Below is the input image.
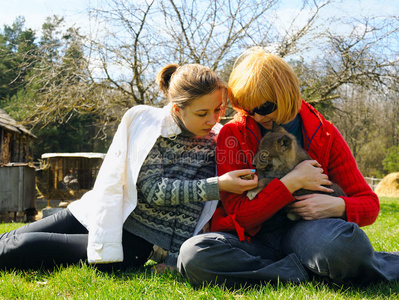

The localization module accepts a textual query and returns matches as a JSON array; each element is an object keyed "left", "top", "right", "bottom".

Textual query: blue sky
[
  {"left": 1, "top": 0, "right": 398, "bottom": 34},
  {"left": 0, "top": 0, "right": 91, "bottom": 31},
  {"left": 1, "top": 0, "right": 397, "bottom": 81}
]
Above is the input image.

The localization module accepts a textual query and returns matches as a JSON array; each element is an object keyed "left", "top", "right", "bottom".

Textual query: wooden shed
[
  {"left": 0, "top": 108, "right": 35, "bottom": 164},
  {"left": 37, "top": 152, "right": 106, "bottom": 202},
  {"left": 0, "top": 163, "right": 36, "bottom": 221},
  {"left": 0, "top": 109, "right": 36, "bottom": 221}
]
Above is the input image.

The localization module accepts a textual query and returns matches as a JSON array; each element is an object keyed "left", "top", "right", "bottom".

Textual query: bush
[{"left": 382, "top": 145, "right": 399, "bottom": 174}]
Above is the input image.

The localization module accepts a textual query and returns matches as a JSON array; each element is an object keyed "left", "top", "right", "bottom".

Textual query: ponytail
[{"left": 156, "top": 63, "right": 179, "bottom": 97}]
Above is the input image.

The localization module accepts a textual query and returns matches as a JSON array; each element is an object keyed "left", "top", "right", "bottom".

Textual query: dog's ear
[{"left": 278, "top": 135, "right": 292, "bottom": 150}]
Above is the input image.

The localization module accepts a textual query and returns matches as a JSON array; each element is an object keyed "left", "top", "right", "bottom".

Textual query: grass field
[{"left": 0, "top": 197, "right": 398, "bottom": 299}]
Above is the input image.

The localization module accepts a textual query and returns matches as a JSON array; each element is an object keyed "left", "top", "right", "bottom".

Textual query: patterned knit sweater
[{"left": 123, "top": 131, "right": 220, "bottom": 266}]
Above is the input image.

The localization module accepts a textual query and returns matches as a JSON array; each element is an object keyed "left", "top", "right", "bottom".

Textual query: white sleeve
[{"left": 85, "top": 109, "right": 134, "bottom": 263}]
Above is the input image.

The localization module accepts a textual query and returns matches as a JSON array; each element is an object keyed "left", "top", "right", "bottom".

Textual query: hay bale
[{"left": 375, "top": 172, "right": 399, "bottom": 198}]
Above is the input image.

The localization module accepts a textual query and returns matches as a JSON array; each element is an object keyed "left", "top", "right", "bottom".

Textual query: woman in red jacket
[{"left": 178, "top": 46, "right": 399, "bottom": 287}]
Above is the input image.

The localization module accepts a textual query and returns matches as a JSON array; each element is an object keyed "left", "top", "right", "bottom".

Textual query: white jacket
[{"left": 68, "top": 104, "right": 219, "bottom": 263}]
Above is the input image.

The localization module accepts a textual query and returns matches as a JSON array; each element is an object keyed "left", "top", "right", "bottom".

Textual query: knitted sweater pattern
[{"left": 124, "top": 132, "right": 220, "bottom": 264}]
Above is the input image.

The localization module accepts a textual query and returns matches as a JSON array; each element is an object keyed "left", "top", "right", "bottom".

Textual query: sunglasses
[{"left": 248, "top": 101, "right": 277, "bottom": 116}]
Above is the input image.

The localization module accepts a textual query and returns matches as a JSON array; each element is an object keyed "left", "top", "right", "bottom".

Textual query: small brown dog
[{"left": 246, "top": 123, "right": 345, "bottom": 220}]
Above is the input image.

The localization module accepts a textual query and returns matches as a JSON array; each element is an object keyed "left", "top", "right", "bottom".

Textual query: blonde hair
[
  {"left": 228, "top": 46, "right": 302, "bottom": 124},
  {"left": 157, "top": 63, "right": 226, "bottom": 109}
]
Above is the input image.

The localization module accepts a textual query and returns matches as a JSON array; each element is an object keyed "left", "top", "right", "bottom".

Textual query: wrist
[
  {"left": 217, "top": 176, "right": 224, "bottom": 192},
  {"left": 337, "top": 197, "right": 347, "bottom": 219},
  {"left": 280, "top": 172, "right": 301, "bottom": 194}
]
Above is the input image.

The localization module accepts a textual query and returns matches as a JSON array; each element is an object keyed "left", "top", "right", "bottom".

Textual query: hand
[
  {"left": 281, "top": 160, "right": 334, "bottom": 194},
  {"left": 288, "top": 194, "right": 346, "bottom": 220},
  {"left": 218, "top": 169, "right": 258, "bottom": 194}
]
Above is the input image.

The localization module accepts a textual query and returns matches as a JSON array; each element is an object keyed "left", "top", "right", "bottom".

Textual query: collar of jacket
[
  {"left": 298, "top": 100, "right": 333, "bottom": 174},
  {"left": 299, "top": 100, "right": 327, "bottom": 148},
  {"left": 160, "top": 103, "right": 182, "bottom": 138},
  {"left": 160, "top": 102, "right": 223, "bottom": 138}
]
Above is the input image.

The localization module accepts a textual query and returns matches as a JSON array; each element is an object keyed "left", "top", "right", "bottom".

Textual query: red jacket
[{"left": 212, "top": 100, "right": 380, "bottom": 241}]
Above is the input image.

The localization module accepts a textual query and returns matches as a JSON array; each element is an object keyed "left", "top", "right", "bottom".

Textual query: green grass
[{"left": 1, "top": 197, "right": 399, "bottom": 299}]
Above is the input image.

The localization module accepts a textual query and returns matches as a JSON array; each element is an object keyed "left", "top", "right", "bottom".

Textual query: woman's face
[
  {"left": 174, "top": 89, "right": 223, "bottom": 136},
  {"left": 250, "top": 110, "right": 278, "bottom": 130}
]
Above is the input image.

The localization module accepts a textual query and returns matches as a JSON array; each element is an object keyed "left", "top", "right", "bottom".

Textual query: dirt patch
[{"left": 375, "top": 172, "right": 399, "bottom": 198}]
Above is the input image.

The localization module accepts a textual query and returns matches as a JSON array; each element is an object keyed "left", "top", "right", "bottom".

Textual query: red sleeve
[
  {"left": 326, "top": 126, "right": 380, "bottom": 226},
  {"left": 215, "top": 124, "right": 295, "bottom": 236}
]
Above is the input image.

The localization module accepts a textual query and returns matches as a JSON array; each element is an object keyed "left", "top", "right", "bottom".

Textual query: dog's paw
[
  {"left": 246, "top": 190, "right": 258, "bottom": 200},
  {"left": 286, "top": 212, "right": 301, "bottom": 221},
  {"left": 240, "top": 173, "right": 254, "bottom": 180}
]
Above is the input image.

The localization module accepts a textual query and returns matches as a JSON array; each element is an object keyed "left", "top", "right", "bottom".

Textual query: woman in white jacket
[{"left": 0, "top": 63, "right": 258, "bottom": 270}]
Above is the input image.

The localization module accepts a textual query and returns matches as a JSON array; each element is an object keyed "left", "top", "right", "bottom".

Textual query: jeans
[
  {"left": 0, "top": 208, "right": 153, "bottom": 270},
  {"left": 178, "top": 218, "right": 399, "bottom": 287}
]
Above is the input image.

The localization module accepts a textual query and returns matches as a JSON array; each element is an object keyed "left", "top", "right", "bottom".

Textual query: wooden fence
[{"left": 364, "top": 177, "right": 383, "bottom": 191}]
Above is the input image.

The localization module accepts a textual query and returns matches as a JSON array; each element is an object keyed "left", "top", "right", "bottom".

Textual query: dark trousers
[
  {"left": 178, "top": 218, "right": 399, "bottom": 287},
  {"left": 0, "top": 208, "right": 153, "bottom": 270}
]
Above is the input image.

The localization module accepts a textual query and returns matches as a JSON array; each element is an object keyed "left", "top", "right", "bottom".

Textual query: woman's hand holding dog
[
  {"left": 281, "top": 160, "right": 333, "bottom": 194},
  {"left": 218, "top": 169, "right": 258, "bottom": 194}
]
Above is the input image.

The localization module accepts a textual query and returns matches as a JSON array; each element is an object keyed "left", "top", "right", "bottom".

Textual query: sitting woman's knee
[
  {"left": 178, "top": 234, "right": 219, "bottom": 286},
  {"left": 330, "top": 222, "right": 374, "bottom": 257},
  {"left": 178, "top": 235, "right": 203, "bottom": 268},
  {"left": 306, "top": 222, "right": 375, "bottom": 281}
]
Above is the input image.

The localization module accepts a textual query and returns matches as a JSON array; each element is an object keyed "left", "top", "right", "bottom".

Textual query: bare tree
[
  {"left": 86, "top": 0, "right": 159, "bottom": 106},
  {"left": 83, "top": 0, "right": 283, "bottom": 108},
  {"left": 324, "top": 84, "right": 399, "bottom": 177},
  {"left": 17, "top": 0, "right": 344, "bottom": 125},
  {"left": 289, "top": 15, "right": 399, "bottom": 176},
  {"left": 15, "top": 1, "right": 399, "bottom": 151},
  {"left": 17, "top": 17, "right": 101, "bottom": 127},
  {"left": 162, "top": 0, "right": 279, "bottom": 68},
  {"left": 299, "top": 16, "right": 399, "bottom": 103}
]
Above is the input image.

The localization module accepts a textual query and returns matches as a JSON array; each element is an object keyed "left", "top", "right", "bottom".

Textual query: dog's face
[{"left": 252, "top": 127, "right": 296, "bottom": 173}]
